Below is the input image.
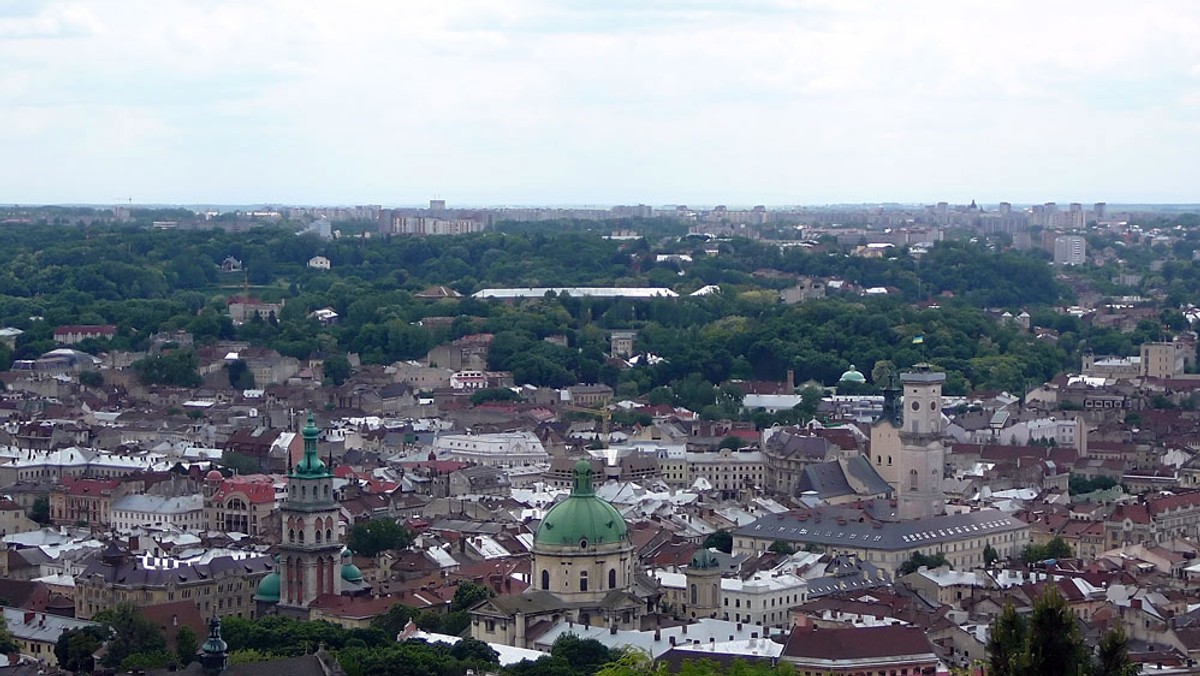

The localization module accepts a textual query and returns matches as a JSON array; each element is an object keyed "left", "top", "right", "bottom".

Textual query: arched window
[
  {"left": 542, "top": 569, "right": 550, "bottom": 590},
  {"left": 909, "top": 469, "right": 919, "bottom": 491},
  {"left": 324, "top": 484, "right": 330, "bottom": 498},
  {"left": 887, "top": 455, "right": 892, "bottom": 465},
  {"left": 690, "top": 584, "right": 698, "bottom": 605},
  {"left": 315, "top": 529, "right": 322, "bottom": 543},
  {"left": 579, "top": 570, "right": 588, "bottom": 592},
  {"left": 299, "top": 528, "right": 305, "bottom": 543},
  {"left": 326, "top": 529, "right": 333, "bottom": 542},
  {"left": 609, "top": 568, "right": 617, "bottom": 589},
  {"left": 288, "top": 528, "right": 295, "bottom": 543}
]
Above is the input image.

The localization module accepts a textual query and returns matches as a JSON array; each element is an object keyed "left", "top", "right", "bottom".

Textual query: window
[
  {"left": 690, "top": 584, "right": 698, "bottom": 605},
  {"left": 609, "top": 568, "right": 617, "bottom": 589},
  {"left": 580, "top": 570, "right": 589, "bottom": 592},
  {"left": 542, "top": 570, "right": 550, "bottom": 590}
]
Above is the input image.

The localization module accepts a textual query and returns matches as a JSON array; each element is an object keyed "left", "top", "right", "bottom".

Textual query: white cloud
[{"left": 1, "top": 0, "right": 1199, "bottom": 204}]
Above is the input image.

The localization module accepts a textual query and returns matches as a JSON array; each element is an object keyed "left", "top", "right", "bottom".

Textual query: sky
[{"left": 2, "top": 0, "right": 1199, "bottom": 207}]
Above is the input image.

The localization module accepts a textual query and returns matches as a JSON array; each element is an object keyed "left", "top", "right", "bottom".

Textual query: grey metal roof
[{"left": 734, "top": 508, "right": 1025, "bottom": 552}]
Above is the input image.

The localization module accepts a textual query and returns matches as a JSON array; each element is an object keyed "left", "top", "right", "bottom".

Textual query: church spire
[
  {"left": 200, "top": 615, "right": 228, "bottom": 675},
  {"left": 292, "top": 412, "right": 329, "bottom": 478}
]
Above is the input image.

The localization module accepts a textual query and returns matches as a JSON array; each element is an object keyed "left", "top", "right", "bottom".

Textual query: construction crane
[{"left": 560, "top": 404, "right": 612, "bottom": 449}]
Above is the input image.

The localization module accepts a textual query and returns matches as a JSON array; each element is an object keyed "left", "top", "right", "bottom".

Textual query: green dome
[
  {"left": 292, "top": 412, "right": 329, "bottom": 478},
  {"left": 534, "top": 460, "right": 628, "bottom": 547},
  {"left": 690, "top": 548, "right": 720, "bottom": 570},
  {"left": 253, "top": 557, "right": 281, "bottom": 603},
  {"left": 341, "top": 549, "right": 363, "bottom": 584},
  {"left": 839, "top": 365, "right": 866, "bottom": 383}
]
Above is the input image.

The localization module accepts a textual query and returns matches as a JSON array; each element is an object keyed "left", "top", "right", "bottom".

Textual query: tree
[
  {"left": 226, "top": 359, "right": 256, "bottom": 389},
  {"left": 897, "top": 551, "right": 948, "bottom": 575},
  {"left": 30, "top": 494, "right": 50, "bottom": 525},
  {"left": 471, "top": 387, "right": 519, "bottom": 405},
  {"left": 1095, "top": 625, "right": 1138, "bottom": 676},
  {"left": 55, "top": 625, "right": 109, "bottom": 673},
  {"left": 323, "top": 355, "right": 352, "bottom": 386},
  {"left": 370, "top": 603, "right": 416, "bottom": 639},
  {"left": 718, "top": 435, "right": 742, "bottom": 450},
  {"left": 1022, "top": 536, "right": 1073, "bottom": 564},
  {"left": 347, "top": 518, "right": 414, "bottom": 557},
  {"left": 449, "top": 637, "right": 499, "bottom": 664},
  {"left": 450, "top": 581, "right": 494, "bottom": 613},
  {"left": 550, "top": 634, "right": 619, "bottom": 676},
  {"left": 986, "top": 603, "right": 1027, "bottom": 676},
  {"left": 768, "top": 539, "right": 796, "bottom": 555},
  {"left": 120, "top": 650, "right": 174, "bottom": 672},
  {"left": 175, "top": 624, "right": 199, "bottom": 666},
  {"left": 94, "top": 602, "right": 169, "bottom": 668},
  {"left": 703, "top": 531, "right": 732, "bottom": 554},
  {"left": 1025, "top": 585, "right": 1088, "bottom": 676},
  {"left": 131, "top": 350, "right": 202, "bottom": 387},
  {"left": 0, "top": 615, "right": 16, "bottom": 656},
  {"left": 79, "top": 370, "right": 104, "bottom": 388},
  {"left": 983, "top": 543, "right": 1000, "bottom": 567}
]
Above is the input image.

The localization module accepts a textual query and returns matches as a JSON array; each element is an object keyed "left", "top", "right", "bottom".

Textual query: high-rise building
[
  {"left": 1093, "top": 202, "right": 1107, "bottom": 220},
  {"left": 1068, "top": 203, "right": 1084, "bottom": 229},
  {"left": 1054, "top": 235, "right": 1087, "bottom": 266},
  {"left": 897, "top": 366, "right": 946, "bottom": 521}
]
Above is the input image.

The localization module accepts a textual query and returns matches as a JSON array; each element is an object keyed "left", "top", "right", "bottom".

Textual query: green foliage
[
  {"left": 132, "top": 350, "right": 201, "bottom": 387},
  {"left": 79, "top": 370, "right": 104, "bottom": 388},
  {"left": 55, "top": 625, "right": 108, "bottom": 673},
  {"left": 550, "top": 634, "right": 621, "bottom": 676},
  {"left": 120, "top": 649, "right": 174, "bottom": 672},
  {"left": 30, "top": 494, "right": 50, "bottom": 525},
  {"left": 718, "top": 436, "right": 743, "bottom": 450},
  {"left": 1095, "top": 626, "right": 1139, "bottom": 676},
  {"left": 93, "top": 602, "right": 168, "bottom": 668},
  {"left": 222, "top": 451, "right": 262, "bottom": 475},
  {"left": 703, "top": 530, "right": 733, "bottom": 554},
  {"left": 1022, "top": 537, "right": 1073, "bottom": 564},
  {"left": 471, "top": 387, "right": 520, "bottom": 405},
  {"left": 768, "top": 539, "right": 796, "bottom": 555},
  {"left": 226, "top": 359, "right": 256, "bottom": 389},
  {"left": 1025, "top": 586, "right": 1088, "bottom": 675},
  {"left": 175, "top": 624, "right": 199, "bottom": 666},
  {"left": 983, "top": 543, "right": 1000, "bottom": 567},
  {"left": 450, "top": 582, "right": 494, "bottom": 613},
  {"left": 229, "top": 648, "right": 274, "bottom": 664},
  {"left": 324, "top": 355, "right": 352, "bottom": 386},
  {"left": 986, "top": 603, "right": 1027, "bottom": 676},
  {"left": 347, "top": 518, "right": 414, "bottom": 557},
  {"left": 0, "top": 615, "right": 17, "bottom": 656},
  {"left": 1069, "top": 475, "right": 1118, "bottom": 495},
  {"left": 370, "top": 603, "right": 416, "bottom": 638},
  {"left": 897, "top": 551, "right": 948, "bottom": 575}
]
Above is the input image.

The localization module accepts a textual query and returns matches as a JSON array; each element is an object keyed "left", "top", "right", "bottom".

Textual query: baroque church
[{"left": 469, "top": 460, "right": 662, "bottom": 648}]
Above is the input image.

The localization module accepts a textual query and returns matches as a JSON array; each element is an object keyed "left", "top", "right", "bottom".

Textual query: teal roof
[
  {"left": 535, "top": 460, "right": 628, "bottom": 547},
  {"left": 291, "top": 412, "right": 330, "bottom": 478},
  {"left": 202, "top": 616, "right": 228, "bottom": 655},
  {"left": 341, "top": 549, "right": 363, "bottom": 583},
  {"left": 839, "top": 365, "right": 866, "bottom": 383},
  {"left": 253, "top": 556, "right": 280, "bottom": 603},
  {"left": 690, "top": 548, "right": 721, "bottom": 570}
]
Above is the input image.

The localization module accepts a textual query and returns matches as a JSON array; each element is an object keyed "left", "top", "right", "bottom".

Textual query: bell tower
[
  {"left": 277, "top": 412, "right": 343, "bottom": 615},
  {"left": 897, "top": 365, "right": 947, "bottom": 520}
]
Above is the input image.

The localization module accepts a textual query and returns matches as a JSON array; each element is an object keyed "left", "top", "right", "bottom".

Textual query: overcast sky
[{"left": 3, "top": 1, "right": 1199, "bottom": 206}]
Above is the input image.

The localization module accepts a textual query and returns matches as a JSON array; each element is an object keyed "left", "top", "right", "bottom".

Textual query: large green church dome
[{"left": 535, "top": 460, "right": 628, "bottom": 547}]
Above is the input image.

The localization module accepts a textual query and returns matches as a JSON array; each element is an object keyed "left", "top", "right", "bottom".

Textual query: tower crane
[{"left": 560, "top": 404, "right": 613, "bottom": 449}]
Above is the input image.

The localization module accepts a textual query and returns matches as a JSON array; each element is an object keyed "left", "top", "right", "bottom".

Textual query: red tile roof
[{"left": 782, "top": 624, "right": 936, "bottom": 661}]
